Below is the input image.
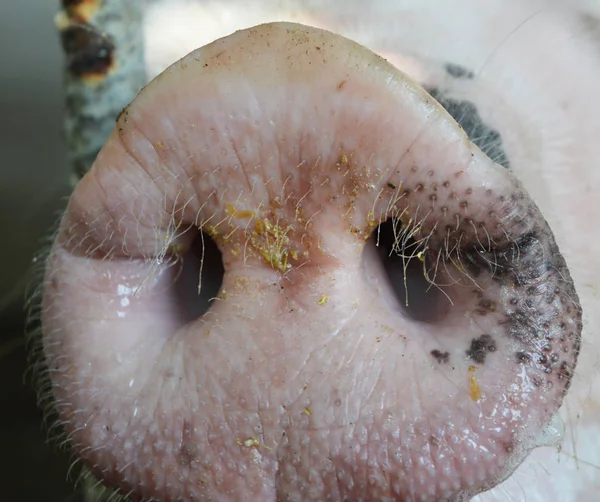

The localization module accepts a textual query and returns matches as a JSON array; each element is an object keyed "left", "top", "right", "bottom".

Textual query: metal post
[{"left": 56, "top": 0, "right": 146, "bottom": 185}]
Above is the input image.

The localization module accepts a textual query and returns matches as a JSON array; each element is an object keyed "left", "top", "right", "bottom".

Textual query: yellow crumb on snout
[
  {"left": 235, "top": 437, "right": 272, "bottom": 450},
  {"left": 226, "top": 203, "right": 255, "bottom": 219},
  {"left": 318, "top": 294, "right": 328, "bottom": 305},
  {"left": 250, "top": 218, "right": 297, "bottom": 272},
  {"left": 468, "top": 365, "right": 482, "bottom": 402}
]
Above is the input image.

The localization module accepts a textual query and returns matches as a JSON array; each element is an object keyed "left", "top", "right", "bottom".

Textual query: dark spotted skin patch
[
  {"left": 424, "top": 86, "right": 510, "bottom": 169},
  {"left": 431, "top": 349, "right": 450, "bottom": 364},
  {"left": 444, "top": 62, "right": 475, "bottom": 80},
  {"left": 466, "top": 334, "right": 497, "bottom": 364},
  {"left": 382, "top": 166, "right": 581, "bottom": 396}
]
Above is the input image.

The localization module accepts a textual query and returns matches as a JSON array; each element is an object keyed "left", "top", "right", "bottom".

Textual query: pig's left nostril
[
  {"left": 371, "top": 219, "right": 447, "bottom": 322},
  {"left": 171, "top": 230, "right": 224, "bottom": 323}
]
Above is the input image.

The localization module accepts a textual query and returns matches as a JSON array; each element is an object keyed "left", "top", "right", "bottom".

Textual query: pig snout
[{"left": 39, "top": 22, "right": 582, "bottom": 501}]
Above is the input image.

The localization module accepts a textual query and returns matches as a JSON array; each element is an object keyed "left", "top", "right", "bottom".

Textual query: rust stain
[
  {"left": 60, "top": 23, "right": 116, "bottom": 81},
  {"left": 62, "top": 0, "right": 101, "bottom": 23}
]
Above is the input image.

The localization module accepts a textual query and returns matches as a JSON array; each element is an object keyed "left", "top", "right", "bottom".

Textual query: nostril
[
  {"left": 172, "top": 230, "right": 224, "bottom": 323},
  {"left": 371, "top": 219, "right": 447, "bottom": 323}
]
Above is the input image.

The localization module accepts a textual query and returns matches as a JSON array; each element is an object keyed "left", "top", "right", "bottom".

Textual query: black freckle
[
  {"left": 444, "top": 62, "right": 475, "bottom": 79},
  {"left": 460, "top": 201, "right": 468, "bottom": 209},
  {"left": 441, "top": 205, "right": 448, "bottom": 213},
  {"left": 532, "top": 375, "right": 543, "bottom": 387},
  {"left": 478, "top": 299, "right": 496, "bottom": 312},
  {"left": 550, "top": 353, "right": 560, "bottom": 363},
  {"left": 466, "top": 334, "right": 496, "bottom": 364},
  {"left": 558, "top": 361, "right": 572, "bottom": 382},
  {"left": 538, "top": 355, "right": 548, "bottom": 364},
  {"left": 509, "top": 297, "right": 519, "bottom": 305},
  {"left": 442, "top": 181, "right": 450, "bottom": 188},
  {"left": 516, "top": 351, "right": 531, "bottom": 363},
  {"left": 403, "top": 189, "right": 411, "bottom": 196},
  {"left": 428, "top": 170, "right": 435, "bottom": 177},
  {"left": 415, "top": 183, "right": 424, "bottom": 192},
  {"left": 430, "top": 194, "right": 437, "bottom": 202},
  {"left": 466, "top": 187, "right": 473, "bottom": 195},
  {"left": 431, "top": 349, "right": 450, "bottom": 364},
  {"left": 387, "top": 182, "right": 397, "bottom": 190},
  {"left": 526, "top": 286, "right": 537, "bottom": 295}
]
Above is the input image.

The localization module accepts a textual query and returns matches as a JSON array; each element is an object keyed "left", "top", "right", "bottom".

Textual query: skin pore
[{"left": 31, "top": 1, "right": 600, "bottom": 501}]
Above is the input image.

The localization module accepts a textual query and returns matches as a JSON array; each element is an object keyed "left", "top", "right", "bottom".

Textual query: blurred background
[{"left": 0, "top": 1, "right": 75, "bottom": 501}]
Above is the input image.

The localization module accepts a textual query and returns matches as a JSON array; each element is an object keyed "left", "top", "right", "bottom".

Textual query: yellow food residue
[
  {"left": 304, "top": 407, "right": 313, "bottom": 416},
  {"left": 318, "top": 294, "right": 328, "bottom": 305},
  {"left": 226, "top": 203, "right": 255, "bottom": 219},
  {"left": 251, "top": 218, "right": 296, "bottom": 272},
  {"left": 235, "top": 437, "right": 272, "bottom": 450},
  {"left": 468, "top": 365, "right": 481, "bottom": 402},
  {"left": 367, "top": 210, "right": 378, "bottom": 228}
]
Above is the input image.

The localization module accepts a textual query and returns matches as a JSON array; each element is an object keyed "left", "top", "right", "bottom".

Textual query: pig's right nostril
[{"left": 172, "top": 230, "right": 224, "bottom": 323}]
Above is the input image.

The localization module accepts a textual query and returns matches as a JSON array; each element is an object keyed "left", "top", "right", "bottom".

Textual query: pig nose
[{"left": 40, "top": 22, "right": 582, "bottom": 501}]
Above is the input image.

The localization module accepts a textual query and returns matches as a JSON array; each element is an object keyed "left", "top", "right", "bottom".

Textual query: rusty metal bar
[{"left": 56, "top": 0, "right": 146, "bottom": 185}]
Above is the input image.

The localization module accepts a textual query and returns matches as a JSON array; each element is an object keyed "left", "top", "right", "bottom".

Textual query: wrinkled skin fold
[{"left": 39, "top": 20, "right": 586, "bottom": 502}]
